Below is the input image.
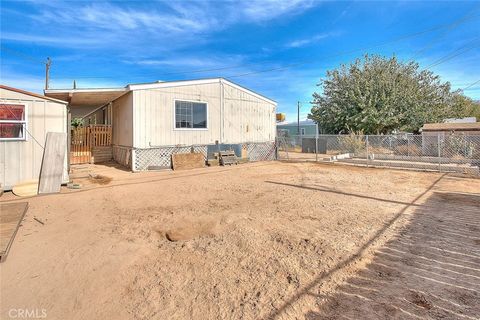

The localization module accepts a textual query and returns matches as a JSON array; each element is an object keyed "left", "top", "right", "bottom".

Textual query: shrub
[
  {"left": 394, "top": 144, "right": 422, "bottom": 156},
  {"left": 339, "top": 134, "right": 365, "bottom": 154},
  {"left": 71, "top": 118, "right": 84, "bottom": 128}
]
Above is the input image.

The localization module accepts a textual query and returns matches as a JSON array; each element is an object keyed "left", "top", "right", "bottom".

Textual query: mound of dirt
[
  {"left": 165, "top": 218, "right": 223, "bottom": 241},
  {"left": 88, "top": 174, "right": 112, "bottom": 185}
]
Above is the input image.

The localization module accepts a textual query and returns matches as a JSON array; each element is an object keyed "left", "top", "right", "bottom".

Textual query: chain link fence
[
  {"left": 132, "top": 141, "right": 276, "bottom": 171},
  {"left": 277, "top": 134, "right": 480, "bottom": 175}
]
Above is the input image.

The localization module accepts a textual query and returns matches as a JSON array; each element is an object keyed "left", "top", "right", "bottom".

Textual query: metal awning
[{"left": 44, "top": 87, "right": 128, "bottom": 107}]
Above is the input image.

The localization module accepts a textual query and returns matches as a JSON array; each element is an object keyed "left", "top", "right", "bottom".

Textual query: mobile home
[{"left": 45, "top": 78, "right": 277, "bottom": 171}]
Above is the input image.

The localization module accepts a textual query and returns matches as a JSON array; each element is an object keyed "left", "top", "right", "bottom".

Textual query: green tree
[
  {"left": 309, "top": 55, "right": 474, "bottom": 134},
  {"left": 458, "top": 97, "right": 480, "bottom": 120}
]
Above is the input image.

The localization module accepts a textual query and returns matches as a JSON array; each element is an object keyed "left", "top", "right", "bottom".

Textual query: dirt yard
[{"left": 0, "top": 161, "right": 478, "bottom": 319}]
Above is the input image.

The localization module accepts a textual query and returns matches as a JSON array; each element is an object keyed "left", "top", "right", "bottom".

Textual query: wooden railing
[
  {"left": 70, "top": 125, "right": 112, "bottom": 164},
  {"left": 91, "top": 125, "right": 112, "bottom": 146}
]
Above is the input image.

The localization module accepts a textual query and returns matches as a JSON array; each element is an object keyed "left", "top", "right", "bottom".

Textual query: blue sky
[{"left": 1, "top": 0, "right": 479, "bottom": 121}]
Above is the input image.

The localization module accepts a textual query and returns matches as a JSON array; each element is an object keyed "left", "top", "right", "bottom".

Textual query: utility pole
[
  {"left": 45, "top": 57, "right": 51, "bottom": 90},
  {"left": 297, "top": 101, "right": 300, "bottom": 135}
]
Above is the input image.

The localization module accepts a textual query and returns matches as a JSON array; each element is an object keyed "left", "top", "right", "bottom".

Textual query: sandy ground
[
  {"left": 0, "top": 161, "right": 478, "bottom": 319},
  {"left": 312, "top": 189, "right": 480, "bottom": 320}
]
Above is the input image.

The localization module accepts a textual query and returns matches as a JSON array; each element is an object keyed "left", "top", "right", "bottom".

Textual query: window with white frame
[
  {"left": 175, "top": 100, "right": 207, "bottom": 129},
  {"left": 0, "top": 104, "right": 26, "bottom": 140}
]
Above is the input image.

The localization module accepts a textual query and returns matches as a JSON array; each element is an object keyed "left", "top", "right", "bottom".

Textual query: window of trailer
[
  {"left": 175, "top": 100, "right": 207, "bottom": 129},
  {"left": 0, "top": 104, "right": 26, "bottom": 141}
]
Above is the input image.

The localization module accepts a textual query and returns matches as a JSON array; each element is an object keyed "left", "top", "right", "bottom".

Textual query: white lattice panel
[
  {"left": 192, "top": 146, "right": 208, "bottom": 159},
  {"left": 245, "top": 141, "right": 276, "bottom": 161},
  {"left": 134, "top": 146, "right": 208, "bottom": 171}
]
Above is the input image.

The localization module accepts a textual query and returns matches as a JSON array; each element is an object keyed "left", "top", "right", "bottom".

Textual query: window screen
[
  {"left": 175, "top": 101, "right": 207, "bottom": 129},
  {"left": 0, "top": 104, "right": 26, "bottom": 140}
]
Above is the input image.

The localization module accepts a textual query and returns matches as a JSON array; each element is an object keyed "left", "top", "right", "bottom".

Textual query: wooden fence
[{"left": 71, "top": 125, "right": 112, "bottom": 164}]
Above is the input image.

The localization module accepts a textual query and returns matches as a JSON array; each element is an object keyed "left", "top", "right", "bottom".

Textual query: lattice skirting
[
  {"left": 133, "top": 146, "right": 208, "bottom": 171},
  {"left": 244, "top": 141, "right": 276, "bottom": 162},
  {"left": 132, "top": 141, "right": 276, "bottom": 171}
]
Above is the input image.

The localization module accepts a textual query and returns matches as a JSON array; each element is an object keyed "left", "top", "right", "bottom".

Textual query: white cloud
[
  {"left": 9, "top": 0, "right": 319, "bottom": 50},
  {"left": 286, "top": 31, "right": 342, "bottom": 48},
  {"left": 1, "top": 32, "right": 102, "bottom": 46},
  {"left": 31, "top": 2, "right": 219, "bottom": 33},
  {"left": 1, "top": 0, "right": 322, "bottom": 96},
  {"left": 241, "top": 0, "right": 315, "bottom": 21},
  {"left": 123, "top": 54, "right": 246, "bottom": 70}
]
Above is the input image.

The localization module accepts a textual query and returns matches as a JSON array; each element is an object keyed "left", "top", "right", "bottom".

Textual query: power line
[
  {"left": 51, "top": 13, "right": 480, "bottom": 82},
  {"left": 64, "top": 1, "right": 354, "bottom": 81},
  {"left": 425, "top": 38, "right": 479, "bottom": 69},
  {"left": 221, "top": 19, "right": 480, "bottom": 79},
  {"left": 461, "top": 79, "right": 480, "bottom": 90},
  {"left": 58, "top": 63, "right": 251, "bottom": 80},
  {"left": 409, "top": 4, "right": 480, "bottom": 60},
  {"left": 229, "top": 38, "right": 480, "bottom": 80}
]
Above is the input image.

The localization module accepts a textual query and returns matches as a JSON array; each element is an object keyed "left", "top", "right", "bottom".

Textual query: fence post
[
  {"left": 366, "top": 135, "right": 369, "bottom": 167},
  {"left": 437, "top": 134, "right": 441, "bottom": 172},
  {"left": 407, "top": 136, "right": 410, "bottom": 157},
  {"left": 275, "top": 137, "right": 279, "bottom": 160},
  {"left": 315, "top": 123, "right": 319, "bottom": 162}
]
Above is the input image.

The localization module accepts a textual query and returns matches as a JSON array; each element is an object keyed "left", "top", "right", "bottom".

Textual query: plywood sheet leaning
[
  {"left": 38, "top": 132, "right": 67, "bottom": 194},
  {"left": 171, "top": 153, "right": 205, "bottom": 170},
  {"left": 0, "top": 202, "right": 28, "bottom": 262}
]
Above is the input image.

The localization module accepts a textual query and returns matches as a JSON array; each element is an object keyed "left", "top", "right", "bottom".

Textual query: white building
[
  {"left": 0, "top": 85, "right": 69, "bottom": 190},
  {"left": 45, "top": 78, "right": 277, "bottom": 171}
]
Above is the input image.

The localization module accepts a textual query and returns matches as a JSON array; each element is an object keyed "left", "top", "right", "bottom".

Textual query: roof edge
[
  {"left": 421, "top": 122, "right": 480, "bottom": 131},
  {"left": 1, "top": 84, "right": 69, "bottom": 104},
  {"left": 44, "top": 87, "right": 127, "bottom": 94},
  {"left": 221, "top": 78, "right": 277, "bottom": 105},
  {"left": 41, "top": 77, "right": 277, "bottom": 106},
  {"left": 127, "top": 77, "right": 277, "bottom": 105}
]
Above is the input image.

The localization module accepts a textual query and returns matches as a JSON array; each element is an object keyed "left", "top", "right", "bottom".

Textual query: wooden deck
[{"left": 0, "top": 202, "right": 28, "bottom": 262}]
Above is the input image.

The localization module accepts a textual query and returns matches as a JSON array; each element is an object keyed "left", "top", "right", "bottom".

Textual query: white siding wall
[
  {"left": 222, "top": 83, "right": 276, "bottom": 143},
  {"left": 112, "top": 92, "right": 133, "bottom": 147},
  {"left": 133, "top": 83, "right": 221, "bottom": 148},
  {"left": 131, "top": 81, "right": 276, "bottom": 148},
  {"left": 0, "top": 88, "right": 68, "bottom": 189}
]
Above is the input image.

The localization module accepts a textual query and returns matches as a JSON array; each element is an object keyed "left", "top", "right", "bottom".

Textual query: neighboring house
[
  {"left": 421, "top": 122, "right": 480, "bottom": 136},
  {"left": 277, "top": 120, "right": 319, "bottom": 137},
  {"left": 0, "top": 85, "right": 69, "bottom": 190},
  {"left": 421, "top": 122, "right": 480, "bottom": 156},
  {"left": 45, "top": 78, "right": 277, "bottom": 171}
]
